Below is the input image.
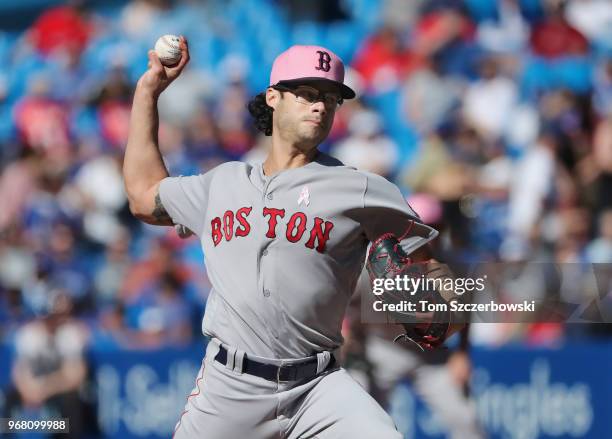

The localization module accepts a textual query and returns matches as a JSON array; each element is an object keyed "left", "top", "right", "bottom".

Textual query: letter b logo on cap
[
  {"left": 268, "top": 45, "right": 356, "bottom": 99},
  {"left": 315, "top": 51, "right": 331, "bottom": 72}
]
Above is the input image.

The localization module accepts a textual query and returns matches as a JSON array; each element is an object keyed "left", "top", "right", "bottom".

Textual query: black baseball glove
[{"left": 366, "top": 233, "right": 460, "bottom": 350}]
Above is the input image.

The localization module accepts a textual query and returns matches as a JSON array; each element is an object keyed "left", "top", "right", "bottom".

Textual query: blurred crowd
[{"left": 0, "top": 0, "right": 611, "bottom": 379}]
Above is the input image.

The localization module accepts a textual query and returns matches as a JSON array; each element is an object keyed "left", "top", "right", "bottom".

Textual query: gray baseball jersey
[{"left": 159, "top": 152, "right": 437, "bottom": 359}]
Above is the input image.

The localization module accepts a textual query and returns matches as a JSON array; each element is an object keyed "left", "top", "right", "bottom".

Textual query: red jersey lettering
[
  {"left": 286, "top": 212, "right": 307, "bottom": 243},
  {"left": 211, "top": 217, "right": 222, "bottom": 246},
  {"left": 305, "top": 217, "right": 334, "bottom": 253},
  {"left": 223, "top": 210, "right": 234, "bottom": 241},
  {"left": 263, "top": 207, "right": 285, "bottom": 238},
  {"left": 235, "top": 207, "right": 252, "bottom": 237}
]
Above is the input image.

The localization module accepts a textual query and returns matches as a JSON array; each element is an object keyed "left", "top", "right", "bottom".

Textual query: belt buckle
[
  {"left": 277, "top": 362, "right": 303, "bottom": 383},
  {"left": 276, "top": 360, "right": 286, "bottom": 384}
]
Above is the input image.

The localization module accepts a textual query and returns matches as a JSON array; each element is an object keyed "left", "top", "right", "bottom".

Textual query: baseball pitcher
[{"left": 124, "top": 37, "right": 463, "bottom": 438}]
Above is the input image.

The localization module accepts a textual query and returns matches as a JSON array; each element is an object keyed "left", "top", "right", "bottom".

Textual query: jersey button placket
[{"left": 260, "top": 175, "right": 279, "bottom": 338}]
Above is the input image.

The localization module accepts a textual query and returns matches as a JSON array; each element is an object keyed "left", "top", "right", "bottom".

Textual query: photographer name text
[{"left": 373, "top": 299, "right": 537, "bottom": 313}]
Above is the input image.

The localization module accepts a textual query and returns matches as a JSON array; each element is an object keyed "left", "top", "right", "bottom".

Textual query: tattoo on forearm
[{"left": 153, "top": 192, "right": 172, "bottom": 222}]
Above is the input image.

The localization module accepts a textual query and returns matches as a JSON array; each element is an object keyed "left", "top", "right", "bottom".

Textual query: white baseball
[{"left": 154, "top": 34, "right": 182, "bottom": 66}]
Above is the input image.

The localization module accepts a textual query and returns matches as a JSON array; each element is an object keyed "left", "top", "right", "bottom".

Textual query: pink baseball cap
[{"left": 269, "top": 45, "right": 356, "bottom": 99}]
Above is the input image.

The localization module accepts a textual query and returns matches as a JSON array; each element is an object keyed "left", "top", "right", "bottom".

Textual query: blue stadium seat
[
  {"left": 521, "top": 55, "right": 593, "bottom": 98},
  {"left": 554, "top": 56, "right": 593, "bottom": 94},
  {"left": 71, "top": 106, "right": 100, "bottom": 141},
  {"left": 189, "top": 31, "right": 225, "bottom": 71},
  {"left": 464, "top": 0, "right": 499, "bottom": 22},
  {"left": 0, "top": 104, "right": 14, "bottom": 142},
  {"left": 0, "top": 31, "right": 17, "bottom": 62},
  {"left": 518, "top": 0, "right": 545, "bottom": 23},
  {"left": 324, "top": 21, "right": 364, "bottom": 63},
  {"left": 343, "top": 0, "right": 382, "bottom": 32},
  {"left": 291, "top": 21, "right": 326, "bottom": 47},
  {"left": 369, "top": 90, "right": 419, "bottom": 166},
  {"left": 6, "top": 54, "right": 48, "bottom": 104}
]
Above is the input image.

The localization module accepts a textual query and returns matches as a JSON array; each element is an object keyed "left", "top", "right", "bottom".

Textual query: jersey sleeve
[
  {"left": 360, "top": 173, "right": 438, "bottom": 254},
  {"left": 158, "top": 171, "right": 214, "bottom": 237}
]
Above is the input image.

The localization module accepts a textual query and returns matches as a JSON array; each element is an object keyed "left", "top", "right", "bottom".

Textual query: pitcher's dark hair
[{"left": 247, "top": 89, "right": 284, "bottom": 136}]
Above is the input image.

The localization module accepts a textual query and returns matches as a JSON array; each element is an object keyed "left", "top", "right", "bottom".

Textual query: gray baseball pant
[{"left": 173, "top": 338, "right": 402, "bottom": 439}]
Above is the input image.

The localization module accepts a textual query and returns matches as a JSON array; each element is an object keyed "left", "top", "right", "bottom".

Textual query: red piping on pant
[{"left": 172, "top": 362, "right": 206, "bottom": 438}]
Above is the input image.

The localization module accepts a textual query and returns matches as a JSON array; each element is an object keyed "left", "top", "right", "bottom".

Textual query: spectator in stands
[
  {"left": 0, "top": 287, "right": 29, "bottom": 339},
  {"left": 74, "top": 150, "right": 127, "bottom": 246},
  {"left": 37, "top": 222, "right": 92, "bottom": 305},
  {"left": 585, "top": 118, "right": 612, "bottom": 213},
  {"left": 402, "top": 62, "right": 461, "bottom": 134},
  {"left": 462, "top": 56, "right": 518, "bottom": 142},
  {"left": 123, "top": 268, "right": 192, "bottom": 349},
  {"left": 404, "top": 126, "right": 476, "bottom": 204},
  {"left": 565, "top": 0, "right": 612, "bottom": 50},
  {"left": 0, "top": 148, "right": 41, "bottom": 233},
  {"left": 530, "top": 0, "right": 589, "bottom": 59},
  {"left": 93, "top": 226, "right": 131, "bottom": 305},
  {"left": 4, "top": 291, "right": 89, "bottom": 438},
  {"left": 593, "top": 58, "right": 612, "bottom": 117},
  {"left": 14, "top": 75, "right": 72, "bottom": 159},
  {"left": 502, "top": 132, "right": 557, "bottom": 260},
  {"left": 586, "top": 209, "right": 612, "bottom": 262},
  {"left": 330, "top": 108, "right": 399, "bottom": 177},
  {"left": 152, "top": 271, "right": 192, "bottom": 345},
  {"left": 215, "top": 82, "right": 254, "bottom": 159},
  {"left": 476, "top": 0, "right": 529, "bottom": 54},
  {"left": 91, "top": 67, "right": 133, "bottom": 149},
  {"left": 184, "top": 106, "right": 232, "bottom": 170},
  {"left": 26, "top": 0, "right": 93, "bottom": 59},
  {"left": 0, "top": 224, "right": 36, "bottom": 320},
  {"left": 119, "top": 237, "right": 180, "bottom": 304},
  {"left": 93, "top": 303, "right": 133, "bottom": 349},
  {"left": 352, "top": 26, "right": 426, "bottom": 93},
  {"left": 120, "top": 0, "right": 171, "bottom": 39},
  {"left": 381, "top": 0, "right": 424, "bottom": 32}
]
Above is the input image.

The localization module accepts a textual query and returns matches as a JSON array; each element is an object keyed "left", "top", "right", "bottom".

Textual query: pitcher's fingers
[
  {"left": 179, "top": 35, "right": 189, "bottom": 53},
  {"left": 148, "top": 50, "right": 163, "bottom": 72},
  {"left": 173, "top": 35, "right": 190, "bottom": 73}
]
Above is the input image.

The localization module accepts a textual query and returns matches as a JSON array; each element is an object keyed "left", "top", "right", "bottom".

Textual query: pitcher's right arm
[{"left": 123, "top": 36, "right": 190, "bottom": 225}]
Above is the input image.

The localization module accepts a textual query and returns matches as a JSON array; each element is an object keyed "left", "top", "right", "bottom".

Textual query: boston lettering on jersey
[{"left": 211, "top": 207, "right": 334, "bottom": 253}]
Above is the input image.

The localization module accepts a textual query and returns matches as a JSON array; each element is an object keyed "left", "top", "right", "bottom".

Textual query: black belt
[{"left": 214, "top": 345, "right": 336, "bottom": 383}]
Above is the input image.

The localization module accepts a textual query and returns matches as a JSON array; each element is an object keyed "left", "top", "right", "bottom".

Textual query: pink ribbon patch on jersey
[{"left": 297, "top": 186, "right": 310, "bottom": 206}]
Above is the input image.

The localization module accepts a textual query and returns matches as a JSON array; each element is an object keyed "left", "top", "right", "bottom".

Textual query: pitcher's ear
[{"left": 266, "top": 87, "right": 281, "bottom": 109}]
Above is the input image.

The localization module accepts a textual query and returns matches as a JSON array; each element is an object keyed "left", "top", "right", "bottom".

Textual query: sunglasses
[{"left": 274, "top": 84, "right": 343, "bottom": 108}]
